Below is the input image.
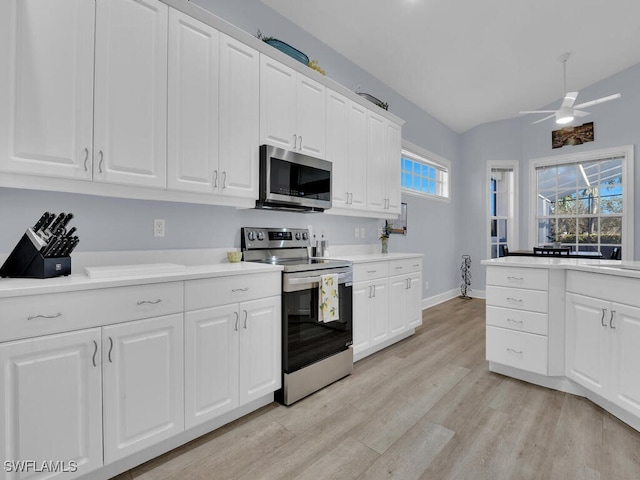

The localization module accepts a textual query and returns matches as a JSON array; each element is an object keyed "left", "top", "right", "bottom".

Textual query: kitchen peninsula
[{"left": 482, "top": 256, "right": 640, "bottom": 432}]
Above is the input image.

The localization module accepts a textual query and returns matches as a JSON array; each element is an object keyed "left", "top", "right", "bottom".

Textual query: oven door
[{"left": 282, "top": 269, "right": 353, "bottom": 373}]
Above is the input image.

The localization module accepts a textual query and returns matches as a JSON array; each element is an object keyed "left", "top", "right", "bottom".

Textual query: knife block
[{"left": 0, "top": 231, "right": 71, "bottom": 279}]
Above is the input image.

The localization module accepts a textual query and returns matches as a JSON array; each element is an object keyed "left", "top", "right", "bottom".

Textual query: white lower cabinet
[
  {"left": 352, "top": 257, "right": 422, "bottom": 360},
  {"left": 0, "top": 329, "right": 103, "bottom": 480},
  {"left": 566, "top": 292, "right": 640, "bottom": 418},
  {"left": 102, "top": 313, "right": 184, "bottom": 464},
  {"left": 184, "top": 296, "right": 281, "bottom": 429}
]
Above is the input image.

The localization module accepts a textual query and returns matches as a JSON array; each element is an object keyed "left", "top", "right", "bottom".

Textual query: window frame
[
  {"left": 528, "top": 145, "right": 634, "bottom": 261},
  {"left": 487, "top": 160, "right": 519, "bottom": 259},
  {"left": 400, "top": 140, "right": 451, "bottom": 203}
]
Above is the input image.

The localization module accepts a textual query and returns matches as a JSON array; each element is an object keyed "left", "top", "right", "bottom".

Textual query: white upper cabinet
[
  {"left": 260, "top": 55, "right": 326, "bottom": 158},
  {"left": 366, "top": 110, "right": 387, "bottom": 211},
  {"left": 218, "top": 33, "right": 260, "bottom": 200},
  {"left": 93, "top": 0, "right": 168, "bottom": 188},
  {"left": 0, "top": 0, "right": 95, "bottom": 180},
  {"left": 348, "top": 102, "right": 369, "bottom": 210},
  {"left": 167, "top": 9, "right": 219, "bottom": 194},
  {"left": 385, "top": 120, "right": 402, "bottom": 214}
]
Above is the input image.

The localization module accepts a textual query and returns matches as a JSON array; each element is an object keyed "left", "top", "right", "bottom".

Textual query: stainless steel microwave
[{"left": 257, "top": 145, "right": 332, "bottom": 212}]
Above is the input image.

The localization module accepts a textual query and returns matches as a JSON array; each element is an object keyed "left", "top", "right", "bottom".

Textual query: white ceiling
[{"left": 261, "top": 0, "right": 640, "bottom": 133}]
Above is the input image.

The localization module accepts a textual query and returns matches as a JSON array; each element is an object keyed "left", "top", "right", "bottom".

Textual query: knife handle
[
  {"left": 41, "top": 236, "right": 58, "bottom": 257},
  {"left": 33, "top": 212, "right": 50, "bottom": 232}
]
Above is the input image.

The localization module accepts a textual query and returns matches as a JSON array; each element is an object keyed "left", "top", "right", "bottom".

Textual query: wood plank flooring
[{"left": 113, "top": 297, "right": 640, "bottom": 480}]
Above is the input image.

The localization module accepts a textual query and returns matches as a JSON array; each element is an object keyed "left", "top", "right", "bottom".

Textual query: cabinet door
[
  {"left": 219, "top": 33, "right": 260, "bottom": 200},
  {"left": 348, "top": 101, "right": 368, "bottom": 209},
  {"left": 93, "top": 0, "right": 168, "bottom": 188},
  {"left": 610, "top": 303, "right": 640, "bottom": 418},
  {"left": 239, "top": 297, "right": 281, "bottom": 405},
  {"left": 366, "top": 110, "right": 386, "bottom": 211},
  {"left": 259, "top": 55, "right": 296, "bottom": 150},
  {"left": 0, "top": 0, "right": 94, "bottom": 180},
  {"left": 296, "top": 74, "right": 326, "bottom": 158},
  {"left": 385, "top": 120, "right": 402, "bottom": 214},
  {"left": 388, "top": 276, "right": 409, "bottom": 336},
  {"left": 102, "top": 313, "right": 184, "bottom": 464},
  {"left": 185, "top": 305, "right": 239, "bottom": 429},
  {"left": 167, "top": 9, "right": 219, "bottom": 193},
  {"left": 326, "top": 90, "right": 350, "bottom": 207},
  {"left": 565, "top": 293, "right": 608, "bottom": 395},
  {"left": 370, "top": 279, "right": 389, "bottom": 345},
  {"left": 352, "top": 281, "right": 371, "bottom": 354},
  {"left": 407, "top": 273, "right": 423, "bottom": 329},
  {"left": 0, "top": 329, "right": 102, "bottom": 480}
]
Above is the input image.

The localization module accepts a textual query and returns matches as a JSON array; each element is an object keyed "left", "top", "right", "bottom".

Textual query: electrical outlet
[
  {"left": 154, "top": 219, "right": 165, "bottom": 237},
  {"left": 425, "top": 281, "right": 429, "bottom": 290},
  {"left": 354, "top": 227, "right": 359, "bottom": 239}
]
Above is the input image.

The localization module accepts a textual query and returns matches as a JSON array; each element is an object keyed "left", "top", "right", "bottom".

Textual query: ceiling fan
[{"left": 519, "top": 52, "right": 621, "bottom": 125}]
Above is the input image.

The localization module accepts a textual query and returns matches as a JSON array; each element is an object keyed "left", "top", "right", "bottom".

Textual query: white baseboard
[{"left": 421, "top": 288, "right": 486, "bottom": 310}]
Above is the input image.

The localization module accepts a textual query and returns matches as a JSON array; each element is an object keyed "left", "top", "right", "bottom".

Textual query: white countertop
[
  {"left": 331, "top": 252, "right": 423, "bottom": 264},
  {"left": 481, "top": 256, "right": 640, "bottom": 280},
  {"left": 0, "top": 262, "right": 283, "bottom": 298}
]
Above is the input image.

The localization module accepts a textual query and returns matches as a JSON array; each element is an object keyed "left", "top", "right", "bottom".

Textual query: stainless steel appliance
[
  {"left": 257, "top": 145, "right": 332, "bottom": 212},
  {"left": 241, "top": 227, "right": 353, "bottom": 405}
]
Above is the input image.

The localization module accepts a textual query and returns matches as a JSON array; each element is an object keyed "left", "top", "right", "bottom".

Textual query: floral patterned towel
[{"left": 319, "top": 274, "right": 339, "bottom": 322}]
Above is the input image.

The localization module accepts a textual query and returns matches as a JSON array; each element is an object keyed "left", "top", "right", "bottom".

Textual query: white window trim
[
  {"left": 528, "top": 145, "right": 634, "bottom": 261},
  {"left": 401, "top": 139, "right": 451, "bottom": 203},
  {"left": 487, "top": 160, "right": 519, "bottom": 259}
]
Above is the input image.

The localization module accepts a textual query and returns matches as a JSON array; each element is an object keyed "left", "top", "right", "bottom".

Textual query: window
[
  {"left": 488, "top": 162, "right": 518, "bottom": 259},
  {"left": 530, "top": 146, "right": 634, "bottom": 260},
  {"left": 401, "top": 141, "right": 450, "bottom": 201}
]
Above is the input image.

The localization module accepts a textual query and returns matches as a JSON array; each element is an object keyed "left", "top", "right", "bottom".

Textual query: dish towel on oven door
[{"left": 319, "top": 274, "right": 339, "bottom": 322}]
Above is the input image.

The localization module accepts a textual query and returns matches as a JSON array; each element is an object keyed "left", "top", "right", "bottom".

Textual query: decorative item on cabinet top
[
  {"left": 357, "top": 92, "right": 389, "bottom": 111},
  {"left": 257, "top": 30, "right": 309, "bottom": 65}
]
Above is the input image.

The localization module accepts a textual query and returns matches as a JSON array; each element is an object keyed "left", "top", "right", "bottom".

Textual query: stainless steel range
[{"left": 241, "top": 227, "right": 353, "bottom": 405}]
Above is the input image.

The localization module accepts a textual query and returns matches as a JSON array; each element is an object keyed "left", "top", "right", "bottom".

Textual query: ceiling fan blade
[
  {"left": 531, "top": 113, "right": 555, "bottom": 125},
  {"left": 574, "top": 93, "right": 621, "bottom": 110},
  {"left": 561, "top": 91, "right": 579, "bottom": 109},
  {"left": 519, "top": 110, "right": 556, "bottom": 114},
  {"left": 573, "top": 110, "right": 590, "bottom": 118}
]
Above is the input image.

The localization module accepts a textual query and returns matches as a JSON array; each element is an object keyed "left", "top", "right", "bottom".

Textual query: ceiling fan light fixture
[{"left": 555, "top": 109, "right": 574, "bottom": 124}]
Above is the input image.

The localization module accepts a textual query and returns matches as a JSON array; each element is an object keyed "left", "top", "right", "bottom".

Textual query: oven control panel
[{"left": 241, "top": 227, "right": 309, "bottom": 250}]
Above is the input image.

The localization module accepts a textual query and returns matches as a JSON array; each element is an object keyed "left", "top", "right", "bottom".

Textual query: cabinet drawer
[
  {"left": 353, "top": 261, "right": 389, "bottom": 282},
  {"left": 486, "top": 326, "right": 548, "bottom": 375},
  {"left": 185, "top": 272, "right": 281, "bottom": 311},
  {"left": 388, "top": 258, "right": 422, "bottom": 276},
  {"left": 486, "top": 267, "right": 548, "bottom": 291},
  {"left": 486, "top": 286, "right": 548, "bottom": 313},
  {"left": 0, "top": 282, "right": 183, "bottom": 342},
  {"left": 486, "top": 306, "right": 548, "bottom": 336}
]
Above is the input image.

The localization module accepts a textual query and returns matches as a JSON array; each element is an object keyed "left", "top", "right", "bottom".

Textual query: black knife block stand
[{"left": 0, "top": 231, "right": 71, "bottom": 279}]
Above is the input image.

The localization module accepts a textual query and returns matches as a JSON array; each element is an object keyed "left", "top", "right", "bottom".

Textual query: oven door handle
[{"left": 286, "top": 272, "right": 352, "bottom": 286}]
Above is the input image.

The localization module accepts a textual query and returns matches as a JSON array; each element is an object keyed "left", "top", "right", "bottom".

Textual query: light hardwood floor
[{"left": 114, "top": 297, "right": 640, "bottom": 480}]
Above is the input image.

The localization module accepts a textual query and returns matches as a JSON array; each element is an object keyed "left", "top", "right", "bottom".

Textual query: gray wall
[
  {"left": 460, "top": 62, "right": 640, "bottom": 290},
  {"left": 0, "top": 0, "right": 462, "bottom": 301}
]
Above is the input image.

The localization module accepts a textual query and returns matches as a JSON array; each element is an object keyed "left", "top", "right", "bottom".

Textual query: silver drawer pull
[
  {"left": 92, "top": 340, "right": 98, "bottom": 367},
  {"left": 27, "top": 313, "right": 62, "bottom": 320},
  {"left": 232, "top": 287, "right": 249, "bottom": 292},
  {"left": 506, "top": 297, "right": 523, "bottom": 304},
  {"left": 395, "top": 266, "right": 403, "bottom": 270},
  {"left": 137, "top": 299, "right": 162, "bottom": 305},
  {"left": 507, "top": 276, "right": 524, "bottom": 281},
  {"left": 413, "top": 264, "right": 420, "bottom": 267},
  {"left": 506, "top": 348, "right": 523, "bottom": 356},
  {"left": 507, "top": 318, "right": 524, "bottom": 325},
  {"left": 367, "top": 270, "right": 377, "bottom": 274}
]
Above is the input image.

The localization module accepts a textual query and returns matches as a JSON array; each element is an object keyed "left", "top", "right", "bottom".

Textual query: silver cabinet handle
[
  {"left": 601, "top": 308, "right": 607, "bottom": 327},
  {"left": 367, "top": 270, "right": 377, "bottom": 274},
  {"left": 368, "top": 285, "right": 373, "bottom": 298},
  {"left": 213, "top": 170, "right": 218, "bottom": 188},
  {"left": 92, "top": 340, "right": 98, "bottom": 367},
  {"left": 243, "top": 310, "right": 248, "bottom": 329},
  {"left": 293, "top": 134, "right": 297, "bottom": 148},
  {"left": 222, "top": 171, "right": 227, "bottom": 189},
  {"left": 413, "top": 264, "right": 420, "bottom": 268},
  {"left": 610, "top": 310, "right": 616, "bottom": 329},
  {"left": 507, "top": 318, "right": 524, "bottom": 325},
  {"left": 372, "top": 285, "right": 376, "bottom": 297},
  {"left": 298, "top": 135, "right": 303, "bottom": 150},
  {"left": 507, "top": 276, "right": 524, "bottom": 281},
  {"left": 345, "top": 192, "right": 350, "bottom": 204},
  {"left": 406, "top": 278, "right": 410, "bottom": 289},
  {"left": 27, "top": 313, "right": 62, "bottom": 320},
  {"left": 506, "top": 297, "right": 523, "bottom": 304},
  {"left": 350, "top": 193, "right": 354, "bottom": 204},
  {"left": 98, "top": 150, "right": 104, "bottom": 173},
  {"left": 232, "top": 287, "right": 249, "bottom": 292},
  {"left": 507, "top": 348, "right": 523, "bottom": 356},
  {"left": 108, "top": 337, "right": 114, "bottom": 363},
  {"left": 395, "top": 266, "right": 403, "bottom": 270},
  {"left": 83, "top": 147, "right": 89, "bottom": 171},
  {"left": 137, "top": 299, "right": 162, "bottom": 305},
  {"left": 234, "top": 312, "right": 239, "bottom": 332}
]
